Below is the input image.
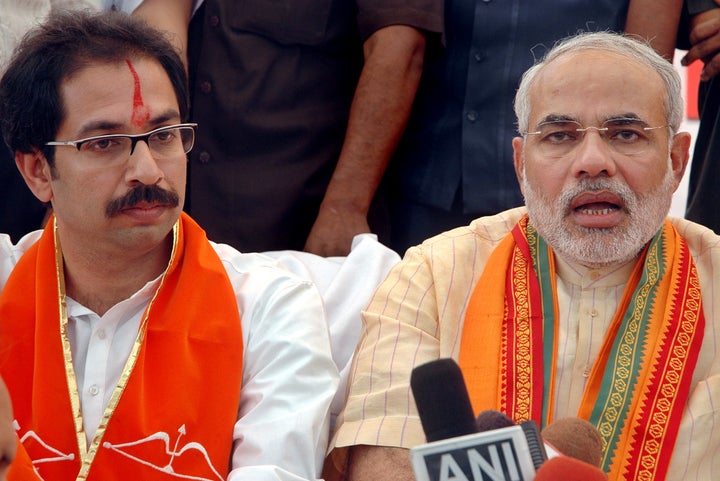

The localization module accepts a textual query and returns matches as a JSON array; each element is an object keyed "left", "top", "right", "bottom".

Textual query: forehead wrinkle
[{"left": 530, "top": 50, "right": 664, "bottom": 122}]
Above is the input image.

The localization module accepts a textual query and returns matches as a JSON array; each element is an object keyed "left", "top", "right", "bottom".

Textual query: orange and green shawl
[{"left": 459, "top": 215, "right": 704, "bottom": 481}]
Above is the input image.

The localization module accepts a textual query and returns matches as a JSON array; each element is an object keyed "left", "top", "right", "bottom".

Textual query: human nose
[
  {"left": 571, "top": 128, "right": 617, "bottom": 178},
  {"left": 125, "top": 140, "right": 163, "bottom": 185}
]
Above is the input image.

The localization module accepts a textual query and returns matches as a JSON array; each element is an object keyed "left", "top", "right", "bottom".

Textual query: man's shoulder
[
  {"left": 0, "top": 230, "right": 43, "bottom": 291},
  {"left": 208, "top": 242, "right": 327, "bottom": 331},
  {"left": 209, "top": 241, "right": 316, "bottom": 291},
  {"left": 418, "top": 207, "right": 525, "bottom": 252},
  {"left": 668, "top": 216, "right": 720, "bottom": 258}
]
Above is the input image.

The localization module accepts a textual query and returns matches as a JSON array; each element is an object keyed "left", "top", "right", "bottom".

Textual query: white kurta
[{"left": 0, "top": 231, "right": 340, "bottom": 481}]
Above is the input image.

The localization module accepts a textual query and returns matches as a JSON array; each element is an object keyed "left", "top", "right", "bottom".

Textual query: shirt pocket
[{"left": 226, "top": 0, "right": 334, "bottom": 46}]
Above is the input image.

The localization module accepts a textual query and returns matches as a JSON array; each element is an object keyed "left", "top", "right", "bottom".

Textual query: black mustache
[{"left": 106, "top": 185, "right": 180, "bottom": 217}]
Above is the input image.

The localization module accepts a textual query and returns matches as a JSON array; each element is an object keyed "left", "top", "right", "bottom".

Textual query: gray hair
[{"left": 514, "top": 31, "right": 683, "bottom": 135}]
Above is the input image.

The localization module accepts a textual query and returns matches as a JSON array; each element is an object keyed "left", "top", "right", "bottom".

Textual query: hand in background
[
  {"left": 682, "top": 2, "right": 720, "bottom": 80},
  {"left": 304, "top": 203, "right": 370, "bottom": 257}
]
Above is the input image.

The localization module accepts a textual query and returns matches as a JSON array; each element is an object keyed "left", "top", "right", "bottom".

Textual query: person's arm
[
  {"left": 624, "top": 0, "right": 684, "bottom": 61},
  {"left": 131, "top": 0, "right": 193, "bottom": 66},
  {"left": 303, "top": 25, "right": 426, "bottom": 256},
  {"left": 328, "top": 241, "right": 446, "bottom": 478},
  {"left": 225, "top": 255, "right": 339, "bottom": 480},
  {"left": 681, "top": 0, "right": 720, "bottom": 80},
  {"left": 346, "top": 445, "right": 413, "bottom": 481}
]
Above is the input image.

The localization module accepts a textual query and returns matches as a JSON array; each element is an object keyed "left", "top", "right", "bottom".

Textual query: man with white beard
[{"left": 326, "top": 31, "right": 720, "bottom": 481}]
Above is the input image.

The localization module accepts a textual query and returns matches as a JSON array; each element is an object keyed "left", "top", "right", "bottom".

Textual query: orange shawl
[
  {"left": 0, "top": 213, "right": 243, "bottom": 480},
  {"left": 459, "top": 216, "right": 704, "bottom": 480}
]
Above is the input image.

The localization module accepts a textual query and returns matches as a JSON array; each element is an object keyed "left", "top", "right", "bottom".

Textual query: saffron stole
[{"left": 459, "top": 216, "right": 704, "bottom": 480}]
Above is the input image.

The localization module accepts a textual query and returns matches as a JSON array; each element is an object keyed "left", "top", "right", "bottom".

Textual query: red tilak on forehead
[{"left": 125, "top": 59, "right": 151, "bottom": 128}]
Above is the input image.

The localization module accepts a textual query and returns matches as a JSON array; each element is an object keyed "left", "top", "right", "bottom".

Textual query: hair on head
[
  {"left": 513, "top": 31, "right": 682, "bottom": 135},
  {"left": 0, "top": 9, "right": 188, "bottom": 164}
]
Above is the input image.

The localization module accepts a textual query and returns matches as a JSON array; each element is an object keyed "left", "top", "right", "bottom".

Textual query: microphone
[
  {"left": 474, "top": 410, "right": 605, "bottom": 466},
  {"left": 475, "top": 410, "right": 515, "bottom": 432},
  {"left": 541, "top": 417, "right": 603, "bottom": 468},
  {"left": 409, "top": 358, "right": 547, "bottom": 481},
  {"left": 411, "top": 357, "right": 477, "bottom": 442},
  {"left": 533, "top": 456, "right": 607, "bottom": 481}
]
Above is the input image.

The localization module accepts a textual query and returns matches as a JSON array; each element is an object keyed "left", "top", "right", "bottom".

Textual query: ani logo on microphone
[{"left": 410, "top": 424, "right": 542, "bottom": 481}]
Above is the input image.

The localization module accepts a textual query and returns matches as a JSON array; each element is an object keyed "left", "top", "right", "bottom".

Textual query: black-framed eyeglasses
[{"left": 45, "top": 123, "right": 197, "bottom": 167}]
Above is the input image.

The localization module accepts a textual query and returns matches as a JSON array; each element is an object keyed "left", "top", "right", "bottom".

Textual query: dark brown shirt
[{"left": 186, "top": 0, "right": 442, "bottom": 251}]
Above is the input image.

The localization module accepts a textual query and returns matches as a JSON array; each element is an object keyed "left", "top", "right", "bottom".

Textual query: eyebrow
[
  {"left": 535, "top": 114, "right": 578, "bottom": 126},
  {"left": 602, "top": 113, "right": 649, "bottom": 125},
  {"left": 535, "top": 112, "right": 649, "bottom": 126},
  {"left": 73, "top": 109, "right": 181, "bottom": 138}
]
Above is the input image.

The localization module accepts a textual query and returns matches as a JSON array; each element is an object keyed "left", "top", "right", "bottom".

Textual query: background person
[
  {"left": 125, "top": 0, "right": 443, "bottom": 256},
  {"left": 682, "top": 0, "right": 720, "bottom": 232}
]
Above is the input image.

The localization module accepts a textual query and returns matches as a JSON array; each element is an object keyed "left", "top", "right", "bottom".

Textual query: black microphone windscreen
[
  {"left": 475, "top": 410, "right": 515, "bottom": 432},
  {"left": 410, "top": 358, "right": 477, "bottom": 442}
]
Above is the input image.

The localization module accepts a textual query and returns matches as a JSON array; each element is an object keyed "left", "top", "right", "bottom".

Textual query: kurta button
[
  {"left": 198, "top": 151, "right": 211, "bottom": 164},
  {"left": 97, "top": 329, "right": 106, "bottom": 340},
  {"left": 473, "top": 51, "right": 487, "bottom": 62},
  {"left": 466, "top": 110, "right": 478, "bottom": 122},
  {"left": 209, "top": 15, "right": 220, "bottom": 27},
  {"left": 200, "top": 81, "right": 212, "bottom": 94},
  {"left": 89, "top": 385, "right": 99, "bottom": 396}
]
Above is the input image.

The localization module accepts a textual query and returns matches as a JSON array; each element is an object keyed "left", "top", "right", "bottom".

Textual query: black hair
[{"left": 0, "top": 9, "right": 188, "bottom": 165}]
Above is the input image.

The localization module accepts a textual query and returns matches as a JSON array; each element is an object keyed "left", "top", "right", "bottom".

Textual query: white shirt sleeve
[
  {"left": 0, "top": 231, "right": 42, "bottom": 290},
  {"left": 214, "top": 245, "right": 339, "bottom": 481},
  {"left": 263, "top": 234, "right": 400, "bottom": 431}
]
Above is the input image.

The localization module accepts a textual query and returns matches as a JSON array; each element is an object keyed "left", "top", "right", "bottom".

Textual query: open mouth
[
  {"left": 574, "top": 202, "right": 621, "bottom": 216},
  {"left": 568, "top": 191, "right": 625, "bottom": 227},
  {"left": 570, "top": 191, "right": 624, "bottom": 213}
]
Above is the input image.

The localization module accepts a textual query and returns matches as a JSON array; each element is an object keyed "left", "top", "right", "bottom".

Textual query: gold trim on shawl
[
  {"left": 55, "top": 219, "right": 86, "bottom": 461},
  {"left": 56, "top": 220, "right": 180, "bottom": 480}
]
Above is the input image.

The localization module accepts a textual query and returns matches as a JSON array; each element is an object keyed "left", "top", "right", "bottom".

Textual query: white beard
[{"left": 522, "top": 168, "right": 675, "bottom": 268}]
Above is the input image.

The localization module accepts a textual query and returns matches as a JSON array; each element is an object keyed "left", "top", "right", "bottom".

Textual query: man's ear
[
  {"left": 512, "top": 136, "right": 526, "bottom": 195},
  {"left": 669, "top": 131, "right": 691, "bottom": 190},
  {"left": 15, "top": 149, "right": 54, "bottom": 203}
]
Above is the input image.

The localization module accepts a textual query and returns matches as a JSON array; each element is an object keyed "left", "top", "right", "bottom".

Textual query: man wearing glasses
[
  {"left": 329, "top": 32, "right": 720, "bottom": 481},
  {"left": 0, "top": 10, "right": 337, "bottom": 481}
]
